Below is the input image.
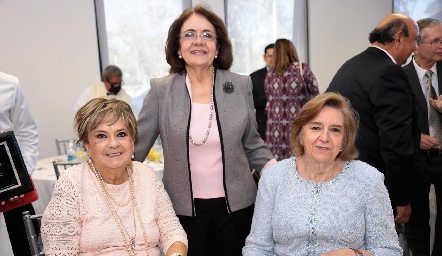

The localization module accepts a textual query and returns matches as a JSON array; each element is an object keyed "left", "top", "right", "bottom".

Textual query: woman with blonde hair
[
  {"left": 265, "top": 38, "right": 319, "bottom": 160},
  {"left": 42, "top": 98, "right": 188, "bottom": 256}
]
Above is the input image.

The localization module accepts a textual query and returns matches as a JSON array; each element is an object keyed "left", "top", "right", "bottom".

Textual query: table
[{"left": 31, "top": 155, "right": 164, "bottom": 214}]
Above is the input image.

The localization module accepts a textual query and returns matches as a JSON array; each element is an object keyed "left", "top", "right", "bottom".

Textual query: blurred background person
[
  {"left": 403, "top": 18, "right": 442, "bottom": 256},
  {"left": 327, "top": 13, "right": 421, "bottom": 224},
  {"left": 250, "top": 43, "right": 274, "bottom": 141},
  {"left": 0, "top": 71, "right": 39, "bottom": 256},
  {"left": 243, "top": 92, "right": 402, "bottom": 256},
  {"left": 42, "top": 98, "right": 187, "bottom": 255},
  {"left": 134, "top": 5, "right": 275, "bottom": 256},
  {"left": 265, "top": 38, "right": 319, "bottom": 161},
  {"left": 73, "top": 65, "right": 133, "bottom": 114}
]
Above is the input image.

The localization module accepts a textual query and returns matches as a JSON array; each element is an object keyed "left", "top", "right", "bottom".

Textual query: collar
[
  {"left": 370, "top": 45, "right": 396, "bottom": 64},
  {"left": 412, "top": 57, "right": 437, "bottom": 84}
]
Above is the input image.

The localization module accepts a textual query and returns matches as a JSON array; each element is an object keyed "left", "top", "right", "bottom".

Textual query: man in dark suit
[
  {"left": 327, "top": 13, "right": 421, "bottom": 224},
  {"left": 403, "top": 18, "right": 442, "bottom": 256},
  {"left": 250, "top": 44, "right": 274, "bottom": 140}
]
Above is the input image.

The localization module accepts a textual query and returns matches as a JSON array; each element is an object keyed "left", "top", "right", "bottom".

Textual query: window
[
  {"left": 99, "top": 0, "right": 186, "bottom": 115},
  {"left": 394, "top": 0, "right": 442, "bottom": 21},
  {"left": 226, "top": 0, "right": 307, "bottom": 75}
]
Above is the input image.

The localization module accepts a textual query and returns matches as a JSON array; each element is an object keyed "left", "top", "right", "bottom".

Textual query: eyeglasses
[
  {"left": 419, "top": 38, "right": 442, "bottom": 47},
  {"left": 179, "top": 31, "right": 217, "bottom": 42}
]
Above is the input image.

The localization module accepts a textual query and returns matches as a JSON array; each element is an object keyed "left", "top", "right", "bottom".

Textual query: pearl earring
[
  {"left": 178, "top": 55, "right": 182, "bottom": 59},
  {"left": 131, "top": 152, "right": 135, "bottom": 159},
  {"left": 214, "top": 55, "right": 218, "bottom": 59}
]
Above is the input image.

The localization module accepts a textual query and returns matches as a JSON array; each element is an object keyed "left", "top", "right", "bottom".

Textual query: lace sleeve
[
  {"left": 155, "top": 175, "right": 188, "bottom": 253},
  {"left": 41, "top": 172, "right": 82, "bottom": 256}
]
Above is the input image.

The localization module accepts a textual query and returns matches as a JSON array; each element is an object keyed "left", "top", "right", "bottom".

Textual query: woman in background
[
  {"left": 134, "top": 4, "right": 275, "bottom": 256},
  {"left": 265, "top": 38, "right": 319, "bottom": 160},
  {"left": 243, "top": 93, "right": 402, "bottom": 256}
]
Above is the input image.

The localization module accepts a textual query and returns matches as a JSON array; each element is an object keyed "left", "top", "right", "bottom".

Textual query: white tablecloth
[{"left": 31, "top": 155, "right": 163, "bottom": 214}]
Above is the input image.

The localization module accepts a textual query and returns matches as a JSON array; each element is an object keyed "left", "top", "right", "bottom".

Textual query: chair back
[
  {"left": 22, "top": 211, "right": 45, "bottom": 256},
  {"left": 52, "top": 161, "right": 76, "bottom": 179},
  {"left": 55, "top": 139, "right": 70, "bottom": 155}
]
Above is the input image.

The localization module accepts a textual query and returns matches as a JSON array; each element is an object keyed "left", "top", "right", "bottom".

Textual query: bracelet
[
  {"left": 170, "top": 253, "right": 182, "bottom": 256},
  {"left": 350, "top": 248, "right": 364, "bottom": 256}
]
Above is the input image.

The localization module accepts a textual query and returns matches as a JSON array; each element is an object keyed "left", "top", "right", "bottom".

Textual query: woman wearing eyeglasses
[{"left": 134, "top": 4, "right": 276, "bottom": 256}]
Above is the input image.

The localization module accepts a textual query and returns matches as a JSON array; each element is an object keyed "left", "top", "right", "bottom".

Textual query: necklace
[
  {"left": 89, "top": 160, "right": 149, "bottom": 256},
  {"left": 94, "top": 168, "right": 131, "bottom": 207},
  {"left": 189, "top": 67, "right": 215, "bottom": 146}
]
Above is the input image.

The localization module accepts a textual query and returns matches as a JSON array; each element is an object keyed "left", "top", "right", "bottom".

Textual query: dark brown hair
[
  {"left": 369, "top": 18, "right": 409, "bottom": 44},
  {"left": 273, "top": 39, "right": 299, "bottom": 75},
  {"left": 165, "top": 4, "right": 233, "bottom": 74},
  {"left": 290, "top": 92, "right": 359, "bottom": 161}
]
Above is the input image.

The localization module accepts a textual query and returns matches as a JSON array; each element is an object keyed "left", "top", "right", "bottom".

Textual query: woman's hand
[
  {"left": 0, "top": 194, "right": 25, "bottom": 205},
  {"left": 165, "top": 241, "right": 187, "bottom": 256},
  {"left": 320, "top": 248, "right": 373, "bottom": 256}
]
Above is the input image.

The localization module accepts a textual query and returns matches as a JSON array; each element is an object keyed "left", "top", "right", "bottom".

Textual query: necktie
[{"left": 425, "top": 70, "right": 442, "bottom": 145}]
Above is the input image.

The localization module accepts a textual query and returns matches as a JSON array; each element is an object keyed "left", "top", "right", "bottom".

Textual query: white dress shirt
[
  {"left": 0, "top": 71, "right": 38, "bottom": 175},
  {"left": 73, "top": 82, "right": 133, "bottom": 114},
  {"left": 0, "top": 71, "right": 38, "bottom": 256},
  {"left": 412, "top": 59, "right": 439, "bottom": 96}
]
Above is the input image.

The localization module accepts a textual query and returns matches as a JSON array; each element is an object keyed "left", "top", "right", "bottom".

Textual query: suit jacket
[
  {"left": 403, "top": 60, "right": 442, "bottom": 137},
  {"left": 404, "top": 61, "right": 442, "bottom": 181},
  {"left": 250, "top": 67, "right": 268, "bottom": 123},
  {"left": 327, "top": 47, "right": 420, "bottom": 209},
  {"left": 134, "top": 69, "right": 273, "bottom": 217}
]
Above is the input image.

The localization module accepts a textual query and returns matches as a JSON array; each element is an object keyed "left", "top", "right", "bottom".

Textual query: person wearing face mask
[{"left": 74, "top": 65, "right": 133, "bottom": 115}]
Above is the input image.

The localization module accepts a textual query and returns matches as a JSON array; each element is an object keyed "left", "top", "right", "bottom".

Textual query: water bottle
[{"left": 67, "top": 140, "right": 76, "bottom": 162}]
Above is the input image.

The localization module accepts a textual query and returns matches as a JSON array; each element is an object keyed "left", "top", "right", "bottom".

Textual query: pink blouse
[
  {"left": 41, "top": 162, "right": 187, "bottom": 255},
  {"left": 186, "top": 75, "right": 225, "bottom": 199}
]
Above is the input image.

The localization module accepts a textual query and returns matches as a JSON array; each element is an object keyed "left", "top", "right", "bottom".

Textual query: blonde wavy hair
[{"left": 74, "top": 98, "right": 137, "bottom": 145}]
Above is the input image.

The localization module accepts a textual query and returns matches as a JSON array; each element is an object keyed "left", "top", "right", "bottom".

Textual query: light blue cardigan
[{"left": 134, "top": 69, "right": 274, "bottom": 216}]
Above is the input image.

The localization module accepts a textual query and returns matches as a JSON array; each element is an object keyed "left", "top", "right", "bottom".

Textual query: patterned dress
[{"left": 265, "top": 62, "right": 319, "bottom": 160}]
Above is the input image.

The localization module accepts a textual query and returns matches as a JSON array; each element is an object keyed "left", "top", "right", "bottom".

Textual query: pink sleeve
[
  {"left": 41, "top": 174, "right": 81, "bottom": 255},
  {"left": 155, "top": 176, "right": 188, "bottom": 252}
]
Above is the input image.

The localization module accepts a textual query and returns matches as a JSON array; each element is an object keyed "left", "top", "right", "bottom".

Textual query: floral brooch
[{"left": 223, "top": 81, "right": 234, "bottom": 94}]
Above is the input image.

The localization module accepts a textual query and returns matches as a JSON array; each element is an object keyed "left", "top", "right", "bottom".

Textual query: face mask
[{"left": 109, "top": 83, "right": 122, "bottom": 94}]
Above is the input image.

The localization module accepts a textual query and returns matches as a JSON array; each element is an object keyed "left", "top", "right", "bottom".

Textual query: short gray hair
[
  {"left": 102, "top": 65, "right": 122, "bottom": 82},
  {"left": 417, "top": 18, "right": 441, "bottom": 41}
]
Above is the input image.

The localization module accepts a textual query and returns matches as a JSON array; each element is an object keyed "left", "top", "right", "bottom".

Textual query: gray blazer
[{"left": 134, "top": 69, "right": 274, "bottom": 217}]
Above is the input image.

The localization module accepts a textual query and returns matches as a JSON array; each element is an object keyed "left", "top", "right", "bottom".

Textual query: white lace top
[{"left": 41, "top": 161, "right": 187, "bottom": 255}]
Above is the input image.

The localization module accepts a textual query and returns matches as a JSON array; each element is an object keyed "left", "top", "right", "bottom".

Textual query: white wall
[
  {"left": 192, "top": 0, "right": 225, "bottom": 23},
  {"left": 308, "top": 0, "right": 393, "bottom": 92},
  {"left": 0, "top": 0, "right": 100, "bottom": 159},
  {"left": 0, "top": 0, "right": 393, "bottom": 158}
]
